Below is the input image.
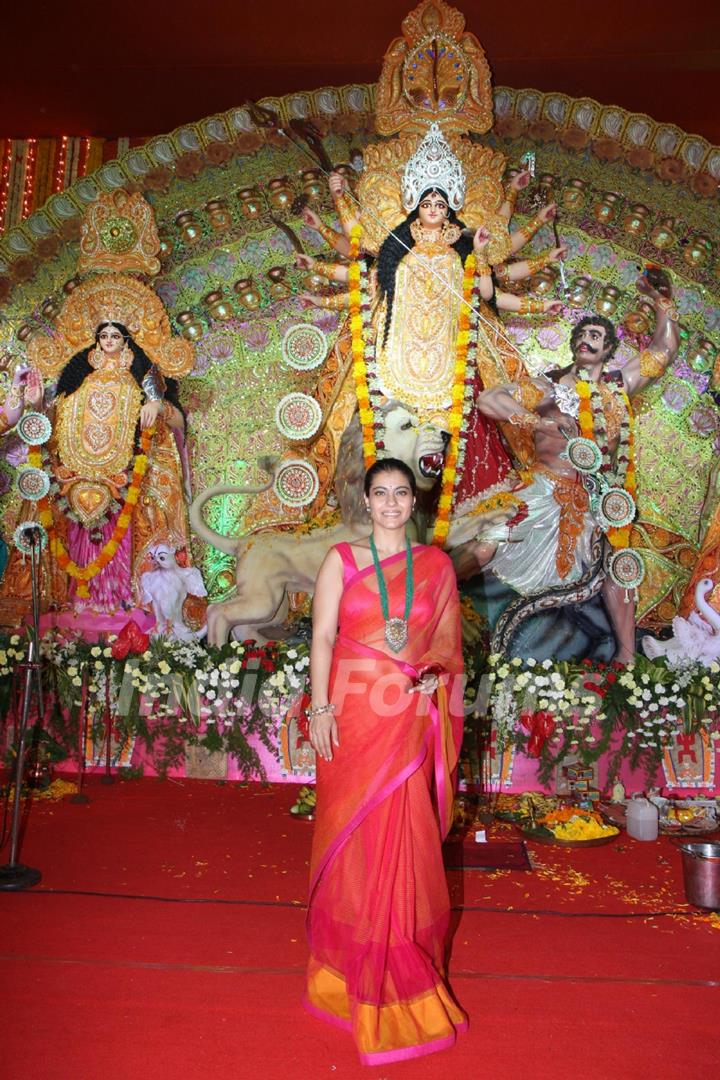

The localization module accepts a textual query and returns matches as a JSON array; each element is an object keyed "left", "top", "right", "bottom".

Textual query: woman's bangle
[
  {"left": 507, "top": 411, "right": 540, "bottom": 429},
  {"left": 317, "top": 221, "right": 342, "bottom": 247},
  {"left": 518, "top": 296, "right": 545, "bottom": 315},
  {"left": 475, "top": 262, "right": 491, "bottom": 276},
  {"left": 524, "top": 251, "right": 553, "bottom": 275},
  {"left": 515, "top": 214, "right": 545, "bottom": 245},
  {"left": 306, "top": 703, "right": 336, "bottom": 720},
  {"left": 655, "top": 296, "right": 678, "bottom": 321},
  {"left": 312, "top": 261, "right": 340, "bottom": 281},
  {"left": 4, "top": 385, "right": 23, "bottom": 411}
]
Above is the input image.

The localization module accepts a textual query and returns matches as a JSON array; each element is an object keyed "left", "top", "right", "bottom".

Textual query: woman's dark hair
[
  {"left": 569, "top": 315, "right": 619, "bottom": 362},
  {"left": 376, "top": 188, "right": 474, "bottom": 345},
  {"left": 363, "top": 457, "right": 417, "bottom": 497},
  {"left": 54, "top": 321, "right": 185, "bottom": 429}
]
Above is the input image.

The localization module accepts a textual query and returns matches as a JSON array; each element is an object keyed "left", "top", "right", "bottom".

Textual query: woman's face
[
  {"left": 365, "top": 469, "right": 415, "bottom": 530},
  {"left": 417, "top": 191, "right": 448, "bottom": 230},
  {"left": 97, "top": 326, "right": 125, "bottom": 355}
]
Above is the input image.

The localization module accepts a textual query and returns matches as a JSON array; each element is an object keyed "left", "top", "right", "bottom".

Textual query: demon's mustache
[{"left": 577, "top": 342, "right": 600, "bottom": 354}]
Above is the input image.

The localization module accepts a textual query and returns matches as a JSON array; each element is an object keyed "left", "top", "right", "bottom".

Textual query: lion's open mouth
[{"left": 419, "top": 452, "right": 445, "bottom": 479}]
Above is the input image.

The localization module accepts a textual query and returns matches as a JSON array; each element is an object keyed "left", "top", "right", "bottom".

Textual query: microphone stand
[{"left": 0, "top": 528, "right": 44, "bottom": 890}]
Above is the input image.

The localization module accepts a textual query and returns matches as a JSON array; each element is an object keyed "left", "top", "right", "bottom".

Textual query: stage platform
[{"left": 1, "top": 777, "right": 718, "bottom": 1079}]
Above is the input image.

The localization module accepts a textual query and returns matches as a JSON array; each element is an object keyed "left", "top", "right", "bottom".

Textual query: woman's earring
[{"left": 365, "top": 504, "right": 371, "bottom": 514}]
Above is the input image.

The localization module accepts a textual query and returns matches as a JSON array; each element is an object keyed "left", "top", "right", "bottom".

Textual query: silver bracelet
[
  {"left": 306, "top": 703, "right": 336, "bottom": 720},
  {"left": 141, "top": 368, "right": 164, "bottom": 402}
]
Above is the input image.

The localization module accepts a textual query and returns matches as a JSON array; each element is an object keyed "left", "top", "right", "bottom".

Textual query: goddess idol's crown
[{"left": 401, "top": 123, "right": 466, "bottom": 212}]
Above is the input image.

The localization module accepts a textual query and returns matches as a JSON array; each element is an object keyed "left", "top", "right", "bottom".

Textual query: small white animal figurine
[
  {"left": 140, "top": 543, "right": 207, "bottom": 642},
  {"left": 643, "top": 577, "right": 720, "bottom": 666}
]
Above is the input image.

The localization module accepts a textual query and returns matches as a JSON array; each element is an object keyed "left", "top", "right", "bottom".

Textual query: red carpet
[{"left": 1, "top": 777, "right": 718, "bottom": 1079}]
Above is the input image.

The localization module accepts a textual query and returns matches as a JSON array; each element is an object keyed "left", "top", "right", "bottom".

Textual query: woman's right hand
[
  {"left": 301, "top": 206, "right": 321, "bottom": 230},
  {"left": 328, "top": 172, "right": 346, "bottom": 198},
  {"left": 473, "top": 226, "right": 491, "bottom": 254},
  {"left": 309, "top": 709, "right": 339, "bottom": 762},
  {"left": 510, "top": 169, "right": 531, "bottom": 192},
  {"left": 298, "top": 292, "right": 322, "bottom": 308},
  {"left": 295, "top": 253, "right": 314, "bottom": 270}
]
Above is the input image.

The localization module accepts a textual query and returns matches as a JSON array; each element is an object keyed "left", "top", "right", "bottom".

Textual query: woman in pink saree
[{"left": 306, "top": 458, "right": 467, "bottom": 1065}]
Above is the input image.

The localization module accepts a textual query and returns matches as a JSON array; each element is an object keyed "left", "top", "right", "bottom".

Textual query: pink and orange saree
[{"left": 305, "top": 542, "right": 467, "bottom": 1065}]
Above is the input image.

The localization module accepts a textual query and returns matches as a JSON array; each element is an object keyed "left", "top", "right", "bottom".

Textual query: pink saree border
[{"left": 302, "top": 995, "right": 352, "bottom": 1032}]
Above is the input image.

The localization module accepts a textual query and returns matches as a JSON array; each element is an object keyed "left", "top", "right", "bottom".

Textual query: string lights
[
  {"left": 52, "top": 135, "right": 69, "bottom": 194},
  {"left": 21, "top": 138, "right": 37, "bottom": 218},
  {"left": 0, "top": 139, "right": 12, "bottom": 231},
  {"left": 79, "top": 136, "right": 90, "bottom": 177}
]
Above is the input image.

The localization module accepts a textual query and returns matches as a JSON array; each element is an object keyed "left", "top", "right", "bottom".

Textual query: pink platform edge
[{"left": 38, "top": 607, "right": 156, "bottom": 642}]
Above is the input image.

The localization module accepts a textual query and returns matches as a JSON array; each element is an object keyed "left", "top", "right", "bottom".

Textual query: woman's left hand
[
  {"left": 473, "top": 226, "right": 491, "bottom": 255},
  {"left": 538, "top": 202, "right": 557, "bottom": 224},
  {"left": 24, "top": 368, "right": 44, "bottom": 408},
  {"left": 407, "top": 673, "right": 440, "bottom": 696},
  {"left": 510, "top": 169, "right": 531, "bottom": 192},
  {"left": 140, "top": 399, "right": 162, "bottom": 429}
]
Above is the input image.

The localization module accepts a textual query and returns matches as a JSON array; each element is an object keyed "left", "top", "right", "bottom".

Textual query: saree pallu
[{"left": 305, "top": 542, "right": 467, "bottom": 1065}]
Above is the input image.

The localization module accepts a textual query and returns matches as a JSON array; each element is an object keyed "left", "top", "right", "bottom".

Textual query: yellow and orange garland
[
  {"left": 432, "top": 253, "right": 476, "bottom": 546},
  {"left": 347, "top": 240, "right": 481, "bottom": 547},
  {"left": 347, "top": 225, "right": 377, "bottom": 467},
  {"left": 28, "top": 426, "right": 155, "bottom": 598},
  {"left": 576, "top": 379, "right": 636, "bottom": 548}
]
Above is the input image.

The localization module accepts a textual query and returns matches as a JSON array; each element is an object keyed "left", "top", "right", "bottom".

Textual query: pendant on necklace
[{"left": 385, "top": 616, "right": 408, "bottom": 653}]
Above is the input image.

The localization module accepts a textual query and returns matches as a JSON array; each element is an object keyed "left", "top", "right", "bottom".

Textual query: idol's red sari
[{"left": 305, "top": 542, "right": 467, "bottom": 1065}]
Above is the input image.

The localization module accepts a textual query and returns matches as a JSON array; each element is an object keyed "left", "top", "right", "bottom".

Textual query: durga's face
[
  {"left": 96, "top": 325, "right": 125, "bottom": 356},
  {"left": 417, "top": 192, "right": 448, "bottom": 229}
]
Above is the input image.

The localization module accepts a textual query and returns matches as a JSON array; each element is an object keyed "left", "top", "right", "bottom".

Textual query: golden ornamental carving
[
  {"left": 27, "top": 274, "right": 195, "bottom": 381},
  {"left": 78, "top": 190, "right": 161, "bottom": 276},
  {"left": 358, "top": 133, "right": 510, "bottom": 263},
  {"left": 56, "top": 375, "right": 142, "bottom": 483},
  {"left": 375, "top": 0, "right": 493, "bottom": 136}
]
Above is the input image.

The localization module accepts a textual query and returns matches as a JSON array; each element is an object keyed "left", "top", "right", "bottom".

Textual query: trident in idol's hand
[{"left": 519, "top": 150, "right": 536, "bottom": 179}]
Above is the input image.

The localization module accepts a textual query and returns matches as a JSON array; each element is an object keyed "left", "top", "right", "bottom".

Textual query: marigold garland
[
  {"left": 576, "top": 379, "right": 636, "bottom": 548},
  {"left": 27, "top": 426, "right": 155, "bottom": 598},
  {"left": 432, "top": 253, "right": 477, "bottom": 546},
  {"left": 348, "top": 239, "right": 479, "bottom": 542},
  {"left": 347, "top": 224, "right": 377, "bottom": 467}
]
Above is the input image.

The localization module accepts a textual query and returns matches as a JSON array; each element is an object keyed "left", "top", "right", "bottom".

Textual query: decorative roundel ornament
[
  {"left": 275, "top": 393, "right": 322, "bottom": 441},
  {"left": 13, "top": 521, "right": 48, "bottom": 554},
  {"left": 15, "top": 466, "right": 50, "bottom": 502},
  {"left": 607, "top": 548, "right": 645, "bottom": 590},
  {"left": 281, "top": 323, "right": 327, "bottom": 371},
  {"left": 597, "top": 487, "right": 636, "bottom": 530},
  {"left": 99, "top": 215, "right": 138, "bottom": 254},
  {"left": 273, "top": 459, "right": 320, "bottom": 508},
  {"left": 16, "top": 411, "right": 52, "bottom": 446},
  {"left": 564, "top": 436, "right": 602, "bottom": 474}
]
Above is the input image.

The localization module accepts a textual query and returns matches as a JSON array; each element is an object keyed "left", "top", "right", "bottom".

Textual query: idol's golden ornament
[
  {"left": 78, "top": 189, "right": 162, "bottom": 276},
  {"left": 357, "top": 133, "right": 510, "bottom": 260},
  {"left": 375, "top": 0, "right": 493, "bottom": 136},
  {"left": 27, "top": 273, "right": 194, "bottom": 381}
]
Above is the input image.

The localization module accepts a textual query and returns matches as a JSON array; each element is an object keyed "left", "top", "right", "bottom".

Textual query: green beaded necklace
[{"left": 369, "top": 533, "right": 414, "bottom": 653}]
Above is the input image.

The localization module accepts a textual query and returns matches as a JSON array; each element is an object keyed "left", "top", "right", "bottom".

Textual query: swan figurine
[{"left": 643, "top": 577, "right": 720, "bottom": 665}]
